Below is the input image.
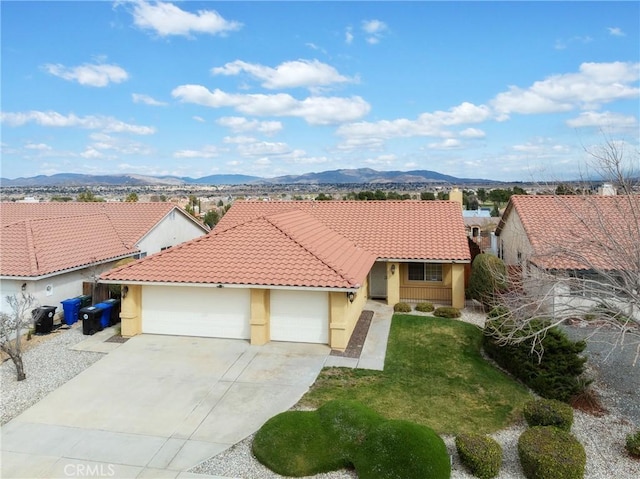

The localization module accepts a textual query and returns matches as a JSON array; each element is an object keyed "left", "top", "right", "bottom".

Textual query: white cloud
[
  {"left": 237, "top": 141, "right": 291, "bottom": 157},
  {"left": 1, "top": 110, "right": 156, "bottom": 135},
  {"left": 254, "top": 158, "right": 271, "bottom": 166},
  {"left": 223, "top": 135, "right": 256, "bottom": 144},
  {"left": 172, "top": 85, "right": 370, "bottom": 125},
  {"left": 554, "top": 36, "right": 592, "bottom": 50},
  {"left": 80, "top": 147, "right": 105, "bottom": 159},
  {"left": 491, "top": 61, "right": 640, "bottom": 116},
  {"left": 42, "top": 62, "right": 128, "bottom": 87},
  {"left": 345, "top": 27, "right": 354, "bottom": 45},
  {"left": 459, "top": 128, "right": 486, "bottom": 138},
  {"left": 24, "top": 142, "right": 52, "bottom": 151},
  {"left": 174, "top": 145, "right": 220, "bottom": 159},
  {"left": 566, "top": 110, "right": 638, "bottom": 128},
  {"left": 362, "top": 19, "right": 388, "bottom": 44},
  {"left": 216, "top": 116, "right": 283, "bottom": 135},
  {"left": 132, "top": 93, "right": 167, "bottom": 106},
  {"left": 608, "top": 27, "right": 625, "bottom": 37},
  {"left": 428, "top": 138, "right": 461, "bottom": 150},
  {"left": 211, "top": 59, "right": 353, "bottom": 90},
  {"left": 128, "top": 0, "right": 242, "bottom": 37},
  {"left": 337, "top": 102, "right": 491, "bottom": 142},
  {"left": 87, "top": 132, "right": 153, "bottom": 155}
]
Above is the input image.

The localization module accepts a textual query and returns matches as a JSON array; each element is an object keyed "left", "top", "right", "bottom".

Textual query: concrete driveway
[{"left": 1, "top": 334, "right": 330, "bottom": 478}]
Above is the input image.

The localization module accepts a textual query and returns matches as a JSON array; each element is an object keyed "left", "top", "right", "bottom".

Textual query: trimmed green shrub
[
  {"left": 455, "top": 433, "right": 502, "bottom": 479},
  {"left": 394, "top": 302, "right": 412, "bottom": 313},
  {"left": 523, "top": 398, "right": 573, "bottom": 431},
  {"left": 354, "top": 419, "right": 451, "bottom": 479},
  {"left": 317, "top": 400, "right": 383, "bottom": 460},
  {"left": 483, "top": 319, "right": 588, "bottom": 402},
  {"left": 253, "top": 400, "right": 451, "bottom": 478},
  {"left": 416, "top": 302, "right": 435, "bottom": 312},
  {"left": 467, "top": 254, "right": 508, "bottom": 307},
  {"left": 252, "top": 410, "right": 345, "bottom": 476},
  {"left": 434, "top": 306, "right": 461, "bottom": 318},
  {"left": 626, "top": 429, "right": 640, "bottom": 458},
  {"left": 518, "top": 426, "right": 586, "bottom": 479}
]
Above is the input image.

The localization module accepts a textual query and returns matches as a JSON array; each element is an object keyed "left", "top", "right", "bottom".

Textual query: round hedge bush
[
  {"left": 523, "top": 398, "right": 574, "bottom": 431},
  {"left": 455, "top": 433, "right": 502, "bottom": 479},
  {"left": 434, "top": 306, "right": 461, "bottom": 318},
  {"left": 518, "top": 426, "right": 586, "bottom": 479},
  {"left": 415, "top": 302, "right": 435, "bottom": 313},
  {"left": 354, "top": 420, "right": 451, "bottom": 479},
  {"left": 394, "top": 302, "right": 412, "bottom": 313},
  {"left": 467, "top": 253, "right": 508, "bottom": 307},
  {"left": 626, "top": 429, "right": 640, "bottom": 458}
]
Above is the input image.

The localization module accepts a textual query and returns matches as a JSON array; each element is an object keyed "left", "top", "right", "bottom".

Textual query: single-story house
[
  {"left": 0, "top": 202, "right": 208, "bottom": 316},
  {"left": 101, "top": 200, "right": 471, "bottom": 350},
  {"left": 495, "top": 194, "right": 640, "bottom": 320}
]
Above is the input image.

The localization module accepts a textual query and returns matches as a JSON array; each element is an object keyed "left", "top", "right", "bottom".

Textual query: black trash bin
[
  {"left": 32, "top": 306, "right": 57, "bottom": 334},
  {"left": 103, "top": 298, "right": 121, "bottom": 324},
  {"left": 80, "top": 306, "right": 104, "bottom": 335},
  {"left": 76, "top": 295, "right": 92, "bottom": 308}
]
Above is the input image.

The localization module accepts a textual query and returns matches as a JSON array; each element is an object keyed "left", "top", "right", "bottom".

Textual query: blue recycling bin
[
  {"left": 61, "top": 298, "right": 81, "bottom": 325},
  {"left": 103, "top": 298, "right": 121, "bottom": 324},
  {"left": 94, "top": 302, "right": 113, "bottom": 329}
]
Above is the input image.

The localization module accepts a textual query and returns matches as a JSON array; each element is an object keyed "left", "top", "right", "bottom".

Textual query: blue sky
[{"left": 1, "top": 1, "right": 638, "bottom": 181}]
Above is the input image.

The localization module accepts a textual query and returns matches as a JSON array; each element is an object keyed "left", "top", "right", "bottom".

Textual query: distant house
[
  {"left": 0, "top": 202, "right": 208, "bottom": 316},
  {"left": 463, "top": 209, "right": 499, "bottom": 253},
  {"left": 495, "top": 194, "right": 640, "bottom": 320},
  {"left": 101, "top": 200, "right": 471, "bottom": 350}
]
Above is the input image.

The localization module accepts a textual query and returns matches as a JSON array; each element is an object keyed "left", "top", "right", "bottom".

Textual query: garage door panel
[
  {"left": 142, "top": 286, "right": 250, "bottom": 339},
  {"left": 270, "top": 290, "right": 328, "bottom": 344}
]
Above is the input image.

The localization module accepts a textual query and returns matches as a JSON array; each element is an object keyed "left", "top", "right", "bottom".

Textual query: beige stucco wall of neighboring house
[
  {"left": 120, "top": 284, "right": 142, "bottom": 337},
  {"left": 136, "top": 209, "right": 207, "bottom": 256},
  {"left": 329, "top": 278, "right": 369, "bottom": 351},
  {"left": 250, "top": 288, "right": 271, "bottom": 345},
  {"left": 497, "top": 209, "right": 533, "bottom": 266}
]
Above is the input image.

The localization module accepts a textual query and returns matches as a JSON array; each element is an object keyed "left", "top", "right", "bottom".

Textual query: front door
[{"left": 369, "top": 262, "right": 388, "bottom": 299}]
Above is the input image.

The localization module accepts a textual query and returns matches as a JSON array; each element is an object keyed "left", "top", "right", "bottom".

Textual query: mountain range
[{"left": 1, "top": 168, "right": 495, "bottom": 187}]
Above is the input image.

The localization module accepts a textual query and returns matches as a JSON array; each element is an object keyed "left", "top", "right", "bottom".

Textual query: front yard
[{"left": 300, "top": 314, "right": 532, "bottom": 435}]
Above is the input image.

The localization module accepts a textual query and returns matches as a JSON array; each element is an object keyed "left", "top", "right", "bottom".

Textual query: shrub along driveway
[
  {"left": 301, "top": 314, "right": 533, "bottom": 435},
  {"left": 1, "top": 334, "right": 329, "bottom": 478}
]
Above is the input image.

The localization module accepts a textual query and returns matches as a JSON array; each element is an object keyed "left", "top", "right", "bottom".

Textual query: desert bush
[
  {"left": 626, "top": 429, "right": 640, "bottom": 458},
  {"left": 455, "top": 433, "right": 502, "bottom": 479},
  {"left": 434, "top": 306, "right": 461, "bottom": 318},
  {"left": 518, "top": 426, "right": 585, "bottom": 479},
  {"left": 393, "top": 302, "right": 412, "bottom": 313},
  {"left": 483, "top": 319, "right": 588, "bottom": 402},
  {"left": 523, "top": 398, "right": 573, "bottom": 431},
  {"left": 467, "top": 254, "right": 508, "bottom": 307},
  {"left": 416, "top": 302, "right": 435, "bottom": 313}
]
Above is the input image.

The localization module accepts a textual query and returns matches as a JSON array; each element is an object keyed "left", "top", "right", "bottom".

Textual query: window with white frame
[{"left": 408, "top": 263, "right": 443, "bottom": 282}]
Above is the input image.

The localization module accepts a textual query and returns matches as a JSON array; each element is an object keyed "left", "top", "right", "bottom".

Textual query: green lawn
[{"left": 300, "top": 314, "right": 532, "bottom": 436}]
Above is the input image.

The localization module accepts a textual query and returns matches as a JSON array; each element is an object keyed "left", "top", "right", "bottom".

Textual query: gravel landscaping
[{"left": 0, "top": 324, "right": 104, "bottom": 425}]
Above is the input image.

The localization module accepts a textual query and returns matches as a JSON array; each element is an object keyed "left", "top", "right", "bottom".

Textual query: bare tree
[
  {"left": 1, "top": 293, "right": 36, "bottom": 381},
  {"left": 492, "top": 136, "right": 640, "bottom": 363}
]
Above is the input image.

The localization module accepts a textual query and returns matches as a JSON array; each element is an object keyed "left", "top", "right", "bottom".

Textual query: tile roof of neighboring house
[
  {"left": 0, "top": 202, "right": 200, "bottom": 277},
  {"left": 215, "top": 200, "right": 471, "bottom": 261},
  {"left": 497, "top": 194, "right": 640, "bottom": 271},
  {"left": 102, "top": 209, "right": 377, "bottom": 289}
]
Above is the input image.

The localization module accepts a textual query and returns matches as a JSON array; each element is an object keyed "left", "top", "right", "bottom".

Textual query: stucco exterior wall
[
  {"left": 497, "top": 209, "right": 533, "bottom": 266},
  {"left": 329, "top": 278, "right": 368, "bottom": 350},
  {"left": 136, "top": 209, "right": 207, "bottom": 255}
]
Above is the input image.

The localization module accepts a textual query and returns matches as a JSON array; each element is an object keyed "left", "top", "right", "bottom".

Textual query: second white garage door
[
  {"left": 270, "top": 290, "right": 329, "bottom": 344},
  {"left": 142, "top": 285, "right": 251, "bottom": 339}
]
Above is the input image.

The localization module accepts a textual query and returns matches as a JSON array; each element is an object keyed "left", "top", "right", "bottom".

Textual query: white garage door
[
  {"left": 142, "top": 286, "right": 250, "bottom": 339},
  {"left": 270, "top": 290, "right": 329, "bottom": 344}
]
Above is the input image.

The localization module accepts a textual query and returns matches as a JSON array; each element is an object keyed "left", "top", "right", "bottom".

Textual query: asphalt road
[{"left": 563, "top": 324, "right": 640, "bottom": 427}]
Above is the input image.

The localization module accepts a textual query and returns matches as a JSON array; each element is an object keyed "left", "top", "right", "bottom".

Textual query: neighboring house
[
  {"left": 495, "top": 194, "right": 640, "bottom": 320},
  {"left": 101, "top": 200, "right": 470, "bottom": 350},
  {"left": 463, "top": 209, "right": 499, "bottom": 253},
  {"left": 0, "top": 202, "right": 208, "bottom": 316}
]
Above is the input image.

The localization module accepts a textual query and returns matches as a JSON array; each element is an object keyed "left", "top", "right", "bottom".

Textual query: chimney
[{"left": 449, "top": 187, "right": 463, "bottom": 208}]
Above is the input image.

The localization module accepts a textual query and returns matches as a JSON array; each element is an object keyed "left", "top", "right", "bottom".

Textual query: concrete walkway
[{"left": 1, "top": 335, "right": 330, "bottom": 479}]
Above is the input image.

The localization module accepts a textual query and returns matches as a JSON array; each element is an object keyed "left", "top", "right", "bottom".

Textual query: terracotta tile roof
[
  {"left": 498, "top": 195, "right": 640, "bottom": 271},
  {"left": 0, "top": 202, "right": 198, "bottom": 277},
  {"left": 102, "top": 209, "right": 377, "bottom": 289},
  {"left": 215, "top": 200, "right": 471, "bottom": 261}
]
